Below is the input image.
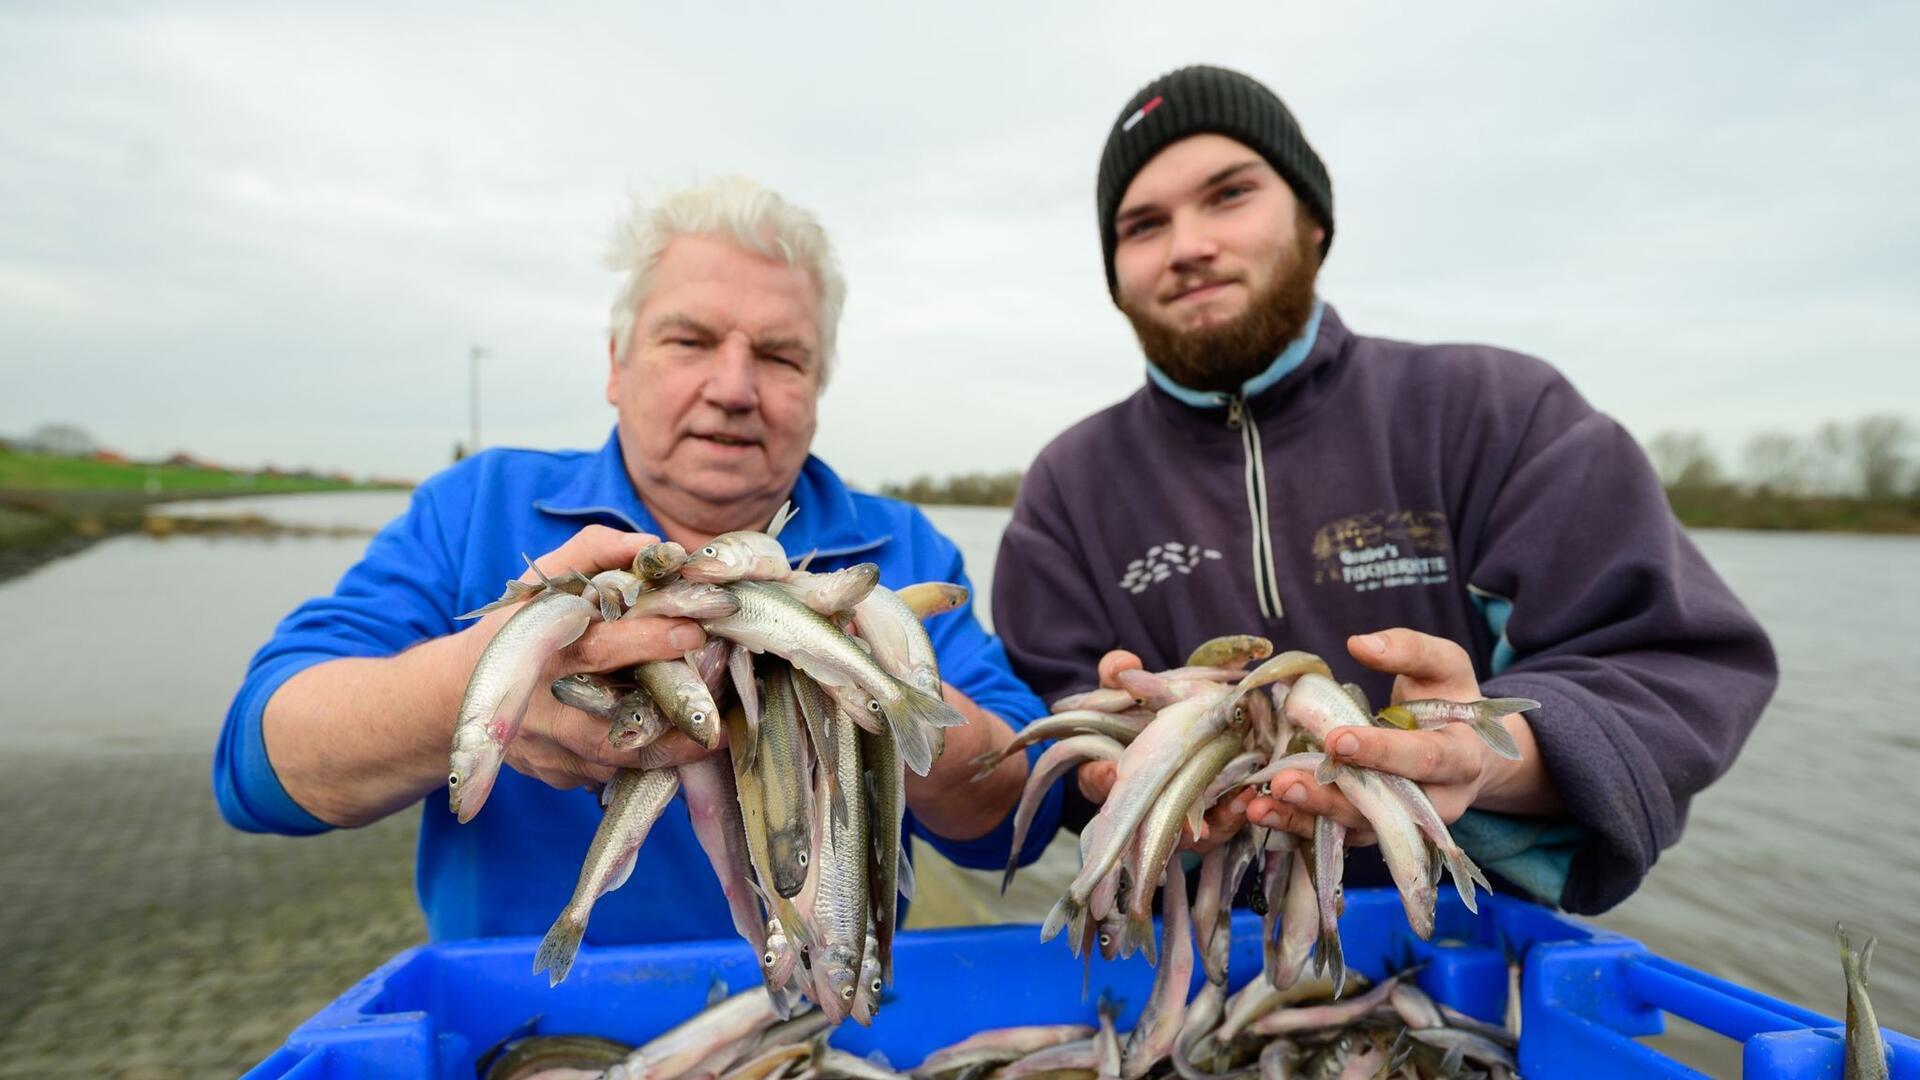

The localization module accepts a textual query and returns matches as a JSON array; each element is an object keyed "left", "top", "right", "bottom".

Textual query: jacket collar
[
  {"left": 533, "top": 428, "right": 890, "bottom": 562},
  {"left": 1144, "top": 299, "right": 1325, "bottom": 408}
]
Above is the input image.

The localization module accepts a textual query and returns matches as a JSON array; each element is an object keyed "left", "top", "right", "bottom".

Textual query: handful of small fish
[
  {"left": 980, "top": 638, "right": 1535, "bottom": 1001},
  {"left": 446, "top": 502, "right": 973, "bottom": 1025},
  {"left": 474, "top": 966, "right": 1521, "bottom": 1080}
]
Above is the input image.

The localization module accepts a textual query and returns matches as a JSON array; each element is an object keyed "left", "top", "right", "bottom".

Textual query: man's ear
[{"left": 605, "top": 336, "right": 621, "bottom": 406}]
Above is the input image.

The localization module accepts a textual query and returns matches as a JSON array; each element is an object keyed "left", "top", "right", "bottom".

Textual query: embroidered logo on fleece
[
  {"left": 1310, "top": 510, "right": 1452, "bottom": 593},
  {"left": 1118, "top": 540, "right": 1223, "bottom": 595}
]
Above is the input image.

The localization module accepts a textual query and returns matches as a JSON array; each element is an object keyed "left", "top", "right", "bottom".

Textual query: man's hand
[
  {"left": 457, "top": 524, "right": 717, "bottom": 791},
  {"left": 1074, "top": 648, "right": 1250, "bottom": 854},
  {"left": 899, "top": 684, "right": 1029, "bottom": 842},
  {"left": 1245, "top": 628, "right": 1553, "bottom": 841}
]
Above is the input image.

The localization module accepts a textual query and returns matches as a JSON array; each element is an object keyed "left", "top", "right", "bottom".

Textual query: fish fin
[
  {"left": 598, "top": 589, "right": 623, "bottom": 623},
  {"left": 1472, "top": 714, "right": 1524, "bottom": 760},
  {"left": 1314, "top": 757, "right": 1346, "bottom": 785},
  {"left": 794, "top": 548, "right": 818, "bottom": 573},
  {"left": 765, "top": 500, "right": 798, "bottom": 539},
  {"left": 1041, "top": 896, "right": 1077, "bottom": 944},
  {"left": 706, "top": 975, "right": 729, "bottom": 1009},
  {"left": 1316, "top": 924, "right": 1345, "bottom": 997},
  {"left": 1127, "top": 909, "right": 1157, "bottom": 967},
  {"left": 521, "top": 552, "right": 559, "bottom": 590},
  {"left": 456, "top": 580, "right": 541, "bottom": 620},
  {"left": 1081, "top": 932, "right": 1095, "bottom": 1001},
  {"left": 968, "top": 750, "right": 1007, "bottom": 782},
  {"left": 606, "top": 852, "right": 638, "bottom": 894},
  {"left": 1442, "top": 844, "right": 1485, "bottom": 914},
  {"left": 896, "top": 844, "right": 916, "bottom": 900},
  {"left": 1262, "top": 912, "right": 1281, "bottom": 986},
  {"left": 1185, "top": 799, "right": 1207, "bottom": 842},
  {"left": 878, "top": 689, "right": 943, "bottom": 777},
  {"left": 532, "top": 914, "right": 585, "bottom": 988}
]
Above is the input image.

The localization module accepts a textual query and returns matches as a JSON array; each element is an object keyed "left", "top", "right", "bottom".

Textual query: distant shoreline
[
  {"left": 0, "top": 487, "right": 387, "bottom": 584},
  {"left": 6, "top": 480, "right": 1916, "bottom": 587}
]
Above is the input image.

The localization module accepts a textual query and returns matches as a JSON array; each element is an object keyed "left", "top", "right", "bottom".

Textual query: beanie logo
[{"left": 1121, "top": 95, "right": 1164, "bottom": 133}]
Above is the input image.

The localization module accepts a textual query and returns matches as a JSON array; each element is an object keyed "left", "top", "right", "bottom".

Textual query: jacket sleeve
[
  {"left": 211, "top": 479, "right": 464, "bottom": 836},
  {"left": 897, "top": 508, "right": 1062, "bottom": 872},
  {"left": 989, "top": 456, "right": 1121, "bottom": 834},
  {"left": 1462, "top": 374, "right": 1778, "bottom": 914}
]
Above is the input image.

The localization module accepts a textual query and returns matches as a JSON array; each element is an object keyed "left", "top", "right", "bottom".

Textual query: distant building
[{"left": 90, "top": 449, "right": 130, "bottom": 465}]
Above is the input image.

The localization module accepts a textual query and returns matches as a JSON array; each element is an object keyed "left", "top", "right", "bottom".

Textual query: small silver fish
[{"left": 449, "top": 590, "right": 598, "bottom": 823}]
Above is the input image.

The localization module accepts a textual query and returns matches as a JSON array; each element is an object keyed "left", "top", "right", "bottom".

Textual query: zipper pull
[{"left": 1225, "top": 395, "right": 1244, "bottom": 430}]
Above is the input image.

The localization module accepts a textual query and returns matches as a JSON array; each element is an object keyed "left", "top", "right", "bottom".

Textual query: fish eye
[
  {"left": 1098, "top": 933, "right": 1111, "bottom": 946},
  {"left": 447, "top": 773, "right": 459, "bottom": 786},
  {"left": 702, "top": 546, "right": 717, "bottom": 557},
  {"left": 691, "top": 711, "right": 708, "bottom": 725},
  {"left": 867, "top": 699, "right": 882, "bottom": 713},
  {"left": 870, "top": 979, "right": 882, "bottom": 993},
  {"left": 841, "top": 986, "right": 856, "bottom": 1000},
  {"left": 797, "top": 852, "right": 809, "bottom": 866},
  {"left": 764, "top": 951, "right": 777, "bottom": 966}
]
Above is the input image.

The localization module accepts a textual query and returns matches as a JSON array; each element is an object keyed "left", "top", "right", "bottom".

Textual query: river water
[{"left": 2, "top": 491, "right": 1911, "bottom": 1075}]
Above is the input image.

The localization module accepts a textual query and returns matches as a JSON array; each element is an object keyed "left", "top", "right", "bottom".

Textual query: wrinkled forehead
[{"left": 644, "top": 235, "right": 823, "bottom": 348}]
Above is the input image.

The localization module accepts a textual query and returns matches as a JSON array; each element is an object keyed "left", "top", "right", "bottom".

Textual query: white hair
[{"left": 605, "top": 175, "right": 847, "bottom": 386}]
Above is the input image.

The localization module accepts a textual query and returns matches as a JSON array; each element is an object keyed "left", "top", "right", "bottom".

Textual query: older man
[{"left": 214, "top": 176, "right": 1058, "bottom": 944}]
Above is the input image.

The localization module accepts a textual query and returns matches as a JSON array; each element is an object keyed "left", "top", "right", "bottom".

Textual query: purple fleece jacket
[{"left": 991, "top": 301, "right": 1777, "bottom": 914}]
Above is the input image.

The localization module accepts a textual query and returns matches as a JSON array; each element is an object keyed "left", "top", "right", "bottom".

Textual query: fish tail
[
  {"left": 1837, "top": 921, "right": 1876, "bottom": 985},
  {"left": 532, "top": 912, "right": 586, "bottom": 987},
  {"left": 1315, "top": 921, "right": 1345, "bottom": 997},
  {"left": 1001, "top": 853, "right": 1020, "bottom": 896},
  {"left": 969, "top": 751, "right": 1008, "bottom": 782},
  {"left": 1127, "top": 908, "right": 1158, "bottom": 967},
  {"left": 880, "top": 686, "right": 959, "bottom": 777},
  {"left": 1041, "top": 895, "right": 1079, "bottom": 944},
  {"left": 1444, "top": 843, "right": 1486, "bottom": 914}
]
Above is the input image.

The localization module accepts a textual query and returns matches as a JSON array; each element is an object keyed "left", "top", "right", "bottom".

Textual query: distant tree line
[
  {"left": 878, "top": 471, "right": 1025, "bottom": 507},
  {"left": 877, "top": 415, "right": 1919, "bottom": 532},
  {"left": 1646, "top": 414, "right": 1919, "bottom": 532}
]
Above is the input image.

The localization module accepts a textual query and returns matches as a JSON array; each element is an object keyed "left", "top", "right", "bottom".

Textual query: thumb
[{"left": 1347, "top": 628, "right": 1470, "bottom": 682}]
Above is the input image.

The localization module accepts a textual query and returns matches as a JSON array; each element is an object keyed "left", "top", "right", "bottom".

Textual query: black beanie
[{"left": 1096, "top": 64, "right": 1333, "bottom": 298}]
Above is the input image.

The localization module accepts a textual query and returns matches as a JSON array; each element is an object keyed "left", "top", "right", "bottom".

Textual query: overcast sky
[{"left": 2, "top": 1, "right": 1915, "bottom": 488}]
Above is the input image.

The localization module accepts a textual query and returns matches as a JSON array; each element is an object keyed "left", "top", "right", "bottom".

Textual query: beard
[{"left": 1122, "top": 225, "right": 1322, "bottom": 395}]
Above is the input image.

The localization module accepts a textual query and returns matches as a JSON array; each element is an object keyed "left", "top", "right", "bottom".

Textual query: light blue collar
[{"left": 1144, "top": 299, "right": 1324, "bottom": 407}]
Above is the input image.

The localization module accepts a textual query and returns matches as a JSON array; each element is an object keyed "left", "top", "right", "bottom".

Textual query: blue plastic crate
[{"left": 244, "top": 888, "right": 1916, "bottom": 1079}]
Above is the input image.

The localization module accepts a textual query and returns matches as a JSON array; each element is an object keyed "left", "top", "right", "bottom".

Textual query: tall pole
[{"left": 469, "top": 345, "right": 488, "bottom": 455}]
